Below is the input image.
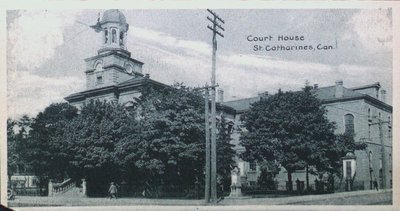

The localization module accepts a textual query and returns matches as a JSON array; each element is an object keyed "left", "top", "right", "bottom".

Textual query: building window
[
  {"left": 249, "top": 161, "right": 256, "bottom": 171},
  {"left": 388, "top": 116, "right": 392, "bottom": 134},
  {"left": 369, "top": 151, "right": 373, "bottom": 169},
  {"left": 368, "top": 108, "right": 372, "bottom": 125},
  {"left": 112, "top": 29, "right": 117, "bottom": 43},
  {"left": 344, "top": 114, "right": 355, "bottom": 135},
  {"left": 346, "top": 161, "right": 352, "bottom": 179}
]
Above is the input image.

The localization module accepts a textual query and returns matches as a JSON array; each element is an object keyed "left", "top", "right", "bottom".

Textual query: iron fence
[{"left": 13, "top": 187, "right": 47, "bottom": 196}]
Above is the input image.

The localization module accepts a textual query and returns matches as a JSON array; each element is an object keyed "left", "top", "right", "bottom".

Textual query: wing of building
[{"left": 223, "top": 81, "right": 392, "bottom": 191}]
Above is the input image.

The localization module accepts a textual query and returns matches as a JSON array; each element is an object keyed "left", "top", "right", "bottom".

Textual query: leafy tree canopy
[
  {"left": 8, "top": 83, "right": 236, "bottom": 196},
  {"left": 26, "top": 103, "right": 78, "bottom": 182},
  {"left": 240, "top": 86, "right": 365, "bottom": 182}
]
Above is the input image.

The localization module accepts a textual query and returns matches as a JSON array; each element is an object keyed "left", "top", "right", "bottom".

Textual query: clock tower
[
  {"left": 84, "top": 9, "right": 143, "bottom": 90},
  {"left": 65, "top": 9, "right": 168, "bottom": 109}
]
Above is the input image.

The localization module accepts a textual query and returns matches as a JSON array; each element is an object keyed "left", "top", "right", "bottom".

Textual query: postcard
[{"left": 2, "top": 1, "right": 399, "bottom": 210}]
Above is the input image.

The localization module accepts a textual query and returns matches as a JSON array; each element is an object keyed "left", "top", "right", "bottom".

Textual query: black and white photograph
[{"left": 2, "top": 2, "right": 398, "bottom": 210}]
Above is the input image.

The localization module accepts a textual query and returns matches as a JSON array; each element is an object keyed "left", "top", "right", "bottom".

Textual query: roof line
[{"left": 350, "top": 82, "right": 381, "bottom": 90}]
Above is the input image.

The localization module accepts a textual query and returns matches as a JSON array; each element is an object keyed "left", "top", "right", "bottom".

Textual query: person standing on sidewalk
[
  {"left": 373, "top": 178, "right": 379, "bottom": 191},
  {"left": 109, "top": 182, "right": 118, "bottom": 199}
]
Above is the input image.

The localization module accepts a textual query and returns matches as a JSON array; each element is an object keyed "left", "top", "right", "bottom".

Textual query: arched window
[
  {"left": 94, "top": 61, "right": 102, "bottom": 72},
  {"left": 104, "top": 29, "right": 108, "bottom": 44},
  {"left": 344, "top": 114, "right": 355, "bottom": 135},
  {"left": 119, "top": 31, "right": 124, "bottom": 46},
  {"left": 112, "top": 29, "right": 116, "bottom": 43},
  {"left": 95, "top": 62, "right": 103, "bottom": 72}
]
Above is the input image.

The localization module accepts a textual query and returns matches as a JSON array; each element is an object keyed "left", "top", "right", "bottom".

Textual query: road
[{"left": 8, "top": 189, "right": 392, "bottom": 210}]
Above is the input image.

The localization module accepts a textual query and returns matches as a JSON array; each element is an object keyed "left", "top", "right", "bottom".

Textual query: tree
[
  {"left": 319, "top": 133, "right": 367, "bottom": 176},
  {"left": 122, "top": 84, "right": 207, "bottom": 190},
  {"left": 26, "top": 103, "right": 78, "bottom": 190},
  {"left": 216, "top": 115, "right": 236, "bottom": 193},
  {"left": 240, "top": 86, "right": 365, "bottom": 189},
  {"left": 59, "top": 100, "right": 138, "bottom": 196},
  {"left": 7, "top": 116, "right": 32, "bottom": 179},
  {"left": 7, "top": 118, "right": 18, "bottom": 180},
  {"left": 118, "top": 84, "right": 236, "bottom": 196},
  {"left": 10, "top": 83, "right": 236, "bottom": 197}
]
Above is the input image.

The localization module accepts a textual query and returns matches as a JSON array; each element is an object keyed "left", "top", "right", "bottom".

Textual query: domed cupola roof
[{"left": 101, "top": 9, "right": 127, "bottom": 25}]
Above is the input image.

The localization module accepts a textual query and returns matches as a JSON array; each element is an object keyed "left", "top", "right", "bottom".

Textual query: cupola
[{"left": 95, "top": 9, "right": 129, "bottom": 54}]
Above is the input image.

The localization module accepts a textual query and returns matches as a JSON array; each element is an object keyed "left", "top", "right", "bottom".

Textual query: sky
[{"left": 6, "top": 9, "right": 393, "bottom": 119}]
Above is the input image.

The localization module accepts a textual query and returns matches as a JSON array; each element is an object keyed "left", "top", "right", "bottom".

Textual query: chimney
[
  {"left": 313, "top": 84, "right": 319, "bottom": 89},
  {"left": 217, "top": 89, "right": 224, "bottom": 103},
  {"left": 335, "top": 80, "right": 344, "bottom": 98},
  {"left": 380, "top": 89, "right": 386, "bottom": 103},
  {"left": 145, "top": 73, "right": 150, "bottom": 78}
]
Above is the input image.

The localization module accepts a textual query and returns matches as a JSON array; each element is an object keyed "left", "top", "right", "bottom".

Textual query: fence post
[
  {"left": 48, "top": 180, "right": 53, "bottom": 197},
  {"left": 82, "top": 179, "right": 87, "bottom": 197}
]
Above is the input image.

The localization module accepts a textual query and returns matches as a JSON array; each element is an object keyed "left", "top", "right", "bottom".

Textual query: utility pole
[
  {"left": 204, "top": 86, "right": 210, "bottom": 202},
  {"left": 206, "top": 9, "right": 224, "bottom": 203},
  {"left": 196, "top": 84, "right": 218, "bottom": 203},
  {"left": 378, "top": 118, "right": 386, "bottom": 189},
  {"left": 370, "top": 116, "right": 390, "bottom": 189}
]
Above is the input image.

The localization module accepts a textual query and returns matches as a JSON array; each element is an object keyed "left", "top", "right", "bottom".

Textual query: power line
[{"left": 63, "top": 27, "right": 90, "bottom": 43}]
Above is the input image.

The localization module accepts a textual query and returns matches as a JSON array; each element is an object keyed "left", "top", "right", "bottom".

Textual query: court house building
[{"left": 65, "top": 9, "right": 392, "bottom": 193}]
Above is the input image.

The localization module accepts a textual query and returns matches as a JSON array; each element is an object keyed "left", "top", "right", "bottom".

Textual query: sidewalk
[
  {"left": 220, "top": 189, "right": 392, "bottom": 205},
  {"left": 9, "top": 197, "right": 205, "bottom": 207},
  {"left": 9, "top": 189, "right": 392, "bottom": 207}
]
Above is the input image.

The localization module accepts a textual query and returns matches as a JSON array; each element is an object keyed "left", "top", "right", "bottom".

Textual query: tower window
[
  {"left": 104, "top": 29, "right": 108, "bottom": 44},
  {"left": 97, "top": 76, "right": 103, "bottom": 84},
  {"left": 112, "top": 29, "right": 116, "bottom": 43},
  {"left": 368, "top": 108, "right": 371, "bottom": 120},
  {"left": 368, "top": 108, "right": 372, "bottom": 125},
  {"left": 344, "top": 114, "right": 355, "bottom": 135},
  {"left": 120, "top": 31, "right": 124, "bottom": 46}
]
